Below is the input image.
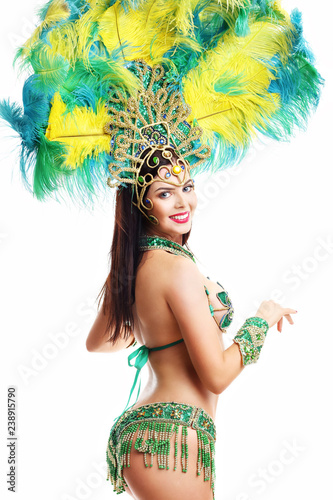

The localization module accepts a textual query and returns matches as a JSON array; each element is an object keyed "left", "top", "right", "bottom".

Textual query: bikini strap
[
  {"left": 148, "top": 338, "right": 184, "bottom": 351},
  {"left": 113, "top": 338, "right": 184, "bottom": 423}
]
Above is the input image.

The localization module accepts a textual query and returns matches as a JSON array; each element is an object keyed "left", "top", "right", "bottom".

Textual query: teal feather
[
  {"left": 264, "top": 7, "right": 324, "bottom": 140},
  {"left": 0, "top": 99, "right": 36, "bottom": 189},
  {"left": 0, "top": 100, "right": 25, "bottom": 137},
  {"left": 235, "top": 8, "right": 250, "bottom": 37},
  {"left": 0, "top": 76, "right": 50, "bottom": 188},
  {"left": 214, "top": 72, "right": 246, "bottom": 95},
  {"left": 66, "top": 84, "right": 101, "bottom": 111},
  {"left": 264, "top": 55, "right": 323, "bottom": 140},
  {"left": 290, "top": 9, "right": 315, "bottom": 63},
  {"left": 22, "top": 76, "right": 50, "bottom": 145}
]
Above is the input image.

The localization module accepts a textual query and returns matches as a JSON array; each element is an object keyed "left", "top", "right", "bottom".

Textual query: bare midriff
[{"left": 129, "top": 340, "right": 220, "bottom": 420}]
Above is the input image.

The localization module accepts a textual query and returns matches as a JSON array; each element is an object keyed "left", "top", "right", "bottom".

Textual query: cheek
[
  {"left": 150, "top": 196, "right": 170, "bottom": 216},
  {"left": 190, "top": 191, "right": 198, "bottom": 210}
]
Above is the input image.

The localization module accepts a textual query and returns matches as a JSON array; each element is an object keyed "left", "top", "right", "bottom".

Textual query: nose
[{"left": 174, "top": 188, "right": 187, "bottom": 208}]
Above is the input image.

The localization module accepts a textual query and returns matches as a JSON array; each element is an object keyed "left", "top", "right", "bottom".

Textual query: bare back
[{"left": 131, "top": 249, "right": 229, "bottom": 420}]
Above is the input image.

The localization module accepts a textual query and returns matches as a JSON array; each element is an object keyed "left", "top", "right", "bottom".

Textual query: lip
[{"left": 169, "top": 211, "right": 190, "bottom": 224}]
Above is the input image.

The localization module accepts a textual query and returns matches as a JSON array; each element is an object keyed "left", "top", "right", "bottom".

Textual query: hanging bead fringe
[
  {"left": 181, "top": 425, "right": 188, "bottom": 472},
  {"left": 196, "top": 429, "right": 215, "bottom": 487},
  {"left": 106, "top": 421, "right": 215, "bottom": 495}
]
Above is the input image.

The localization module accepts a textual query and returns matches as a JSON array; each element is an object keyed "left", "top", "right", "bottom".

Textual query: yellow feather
[
  {"left": 167, "top": 0, "right": 194, "bottom": 35},
  {"left": 74, "top": 6, "right": 109, "bottom": 62},
  {"left": 98, "top": 1, "right": 203, "bottom": 65},
  {"left": 22, "top": 0, "right": 70, "bottom": 54},
  {"left": 183, "top": 18, "right": 294, "bottom": 146},
  {"left": 45, "top": 93, "right": 111, "bottom": 168},
  {"left": 223, "top": 0, "right": 252, "bottom": 11},
  {"left": 96, "top": 4, "right": 128, "bottom": 59},
  {"left": 47, "top": 22, "right": 77, "bottom": 64},
  {"left": 46, "top": 4, "right": 109, "bottom": 64}
]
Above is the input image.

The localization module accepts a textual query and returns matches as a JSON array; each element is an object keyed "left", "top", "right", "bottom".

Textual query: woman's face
[{"left": 143, "top": 167, "right": 197, "bottom": 244}]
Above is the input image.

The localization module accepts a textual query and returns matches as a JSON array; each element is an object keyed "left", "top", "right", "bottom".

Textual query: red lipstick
[{"left": 169, "top": 211, "right": 190, "bottom": 224}]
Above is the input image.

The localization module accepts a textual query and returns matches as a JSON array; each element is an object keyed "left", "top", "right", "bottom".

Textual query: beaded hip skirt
[{"left": 106, "top": 401, "right": 216, "bottom": 496}]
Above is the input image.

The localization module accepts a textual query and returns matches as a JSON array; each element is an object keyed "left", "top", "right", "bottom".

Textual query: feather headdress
[{"left": 0, "top": 0, "right": 324, "bottom": 207}]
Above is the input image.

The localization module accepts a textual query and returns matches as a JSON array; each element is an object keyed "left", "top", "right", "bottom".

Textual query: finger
[
  {"left": 284, "top": 313, "right": 294, "bottom": 324},
  {"left": 277, "top": 317, "right": 282, "bottom": 332}
]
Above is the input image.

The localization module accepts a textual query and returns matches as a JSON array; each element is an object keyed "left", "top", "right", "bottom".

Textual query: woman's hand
[{"left": 255, "top": 300, "right": 297, "bottom": 332}]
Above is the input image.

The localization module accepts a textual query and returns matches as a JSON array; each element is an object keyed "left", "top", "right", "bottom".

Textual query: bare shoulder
[
  {"left": 139, "top": 248, "right": 195, "bottom": 269},
  {"left": 161, "top": 253, "right": 204, "bottom": 299},
  {"left": 166, "top": 253, "right": 200, "bottom": 283},
  {"left": 137, "top": 250, "right": 200, "bottom": 288}
]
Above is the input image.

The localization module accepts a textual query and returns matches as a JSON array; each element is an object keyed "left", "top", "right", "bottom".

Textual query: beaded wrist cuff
[{"left": 233, "top": 317, "right": 269, "bottom": 366}]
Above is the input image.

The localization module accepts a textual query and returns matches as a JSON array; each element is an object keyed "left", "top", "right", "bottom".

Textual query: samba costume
[
  {"left": 106, "top": 235, "right": 269, "bottom": 495},
  {"left": 0, "top": 0, "right": 323, "bottom": 497}
]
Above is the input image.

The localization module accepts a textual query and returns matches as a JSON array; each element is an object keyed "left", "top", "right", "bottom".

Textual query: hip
[{"left": 106, "top": 400, "right": 217, "bottom": 496}]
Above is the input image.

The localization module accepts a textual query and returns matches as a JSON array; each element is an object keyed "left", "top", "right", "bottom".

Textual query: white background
[{"left": 0, "top": 1, "right": 332, "bottom": 499}]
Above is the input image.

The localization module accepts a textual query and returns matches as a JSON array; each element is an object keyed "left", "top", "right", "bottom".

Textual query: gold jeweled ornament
[
  {"left": 103, "top": 60, "right": 211, "bottom": 225},
  {"left": 139, "top": 146, "right": 193, "bottom": 225}
]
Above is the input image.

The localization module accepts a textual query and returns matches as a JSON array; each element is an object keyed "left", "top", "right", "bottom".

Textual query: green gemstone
[
  {"left": 138, "top": 175, "right": 144, "bottom": 183},
  {"left": 153, "top": 156, "right": 158, "bottom": 163}
]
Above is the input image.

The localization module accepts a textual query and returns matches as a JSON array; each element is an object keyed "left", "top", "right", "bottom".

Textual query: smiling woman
[
  {"left": 141, "top": 159, "right": 197, "bottom": 242},
  {"left": 86, "top": 143, "right": 296, "bottom": 499},
  {"left": 130, "top": 146, "right": 200, "bottom": 229},
  {"left": 0, "top": 1, "right": 323, "bottom": 499}
]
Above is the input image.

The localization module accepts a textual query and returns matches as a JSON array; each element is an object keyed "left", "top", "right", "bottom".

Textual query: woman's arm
[
  {"left": 86, "top": 306, "right": 135, "bottom": 353},
  {"left": 165, "top": 257, "right": 248, "bottom": 394}
]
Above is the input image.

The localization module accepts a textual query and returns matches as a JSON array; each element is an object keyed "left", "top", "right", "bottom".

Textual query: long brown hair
[{"left": 96, "top": 152, "right": 193, "bottom": 344}]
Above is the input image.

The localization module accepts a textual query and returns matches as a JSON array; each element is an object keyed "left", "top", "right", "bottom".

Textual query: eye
[
  {"left": 183, "top": 183, "right": 194, "bottom": 192},
  {"left": 159, "top": 191, "right": 171, "bottom": 198}
]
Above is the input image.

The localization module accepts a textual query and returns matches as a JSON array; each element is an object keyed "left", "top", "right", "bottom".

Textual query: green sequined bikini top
[
  {"left": 113, "top": 235, "right": 234, "bottom": 422},
  {"left": 204, "top": 278, "right": 234, "bottom": 332}
]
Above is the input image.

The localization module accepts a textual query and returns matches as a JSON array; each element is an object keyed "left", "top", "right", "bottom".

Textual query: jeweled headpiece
[{"left": 104, "top": 60, "right": 211, "bottom": 223}]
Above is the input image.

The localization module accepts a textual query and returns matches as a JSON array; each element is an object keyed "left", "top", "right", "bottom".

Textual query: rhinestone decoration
[
  {"left": 171, "top": 409, "right": 182, "bottom": 419},
  {"left": 153, "top": 407, "right": 163, "bottom": 417},
  {"left": 172, "top": 165, "right": 182, "bottom": 175}
]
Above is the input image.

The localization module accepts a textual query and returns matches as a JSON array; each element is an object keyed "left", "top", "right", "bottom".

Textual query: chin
[{"left": 166, "top": 220, "right": 191, "bottom": 234}]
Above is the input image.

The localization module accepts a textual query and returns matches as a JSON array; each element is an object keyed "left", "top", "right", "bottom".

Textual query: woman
[
  {"left": 0, "top": 1, "right": 320, "bottom": 498},
  {"left": 85, "top": 147, "right": 297, "bottom": 500}
]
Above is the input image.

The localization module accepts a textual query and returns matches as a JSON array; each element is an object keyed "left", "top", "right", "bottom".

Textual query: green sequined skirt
[{"left": 106, "top": 401, "right": 216, "bottom": 496}]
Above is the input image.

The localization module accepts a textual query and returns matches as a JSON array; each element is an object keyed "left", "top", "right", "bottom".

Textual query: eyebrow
[{"left": 154, "top": 179, "right": 193, "bottom": 193}]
